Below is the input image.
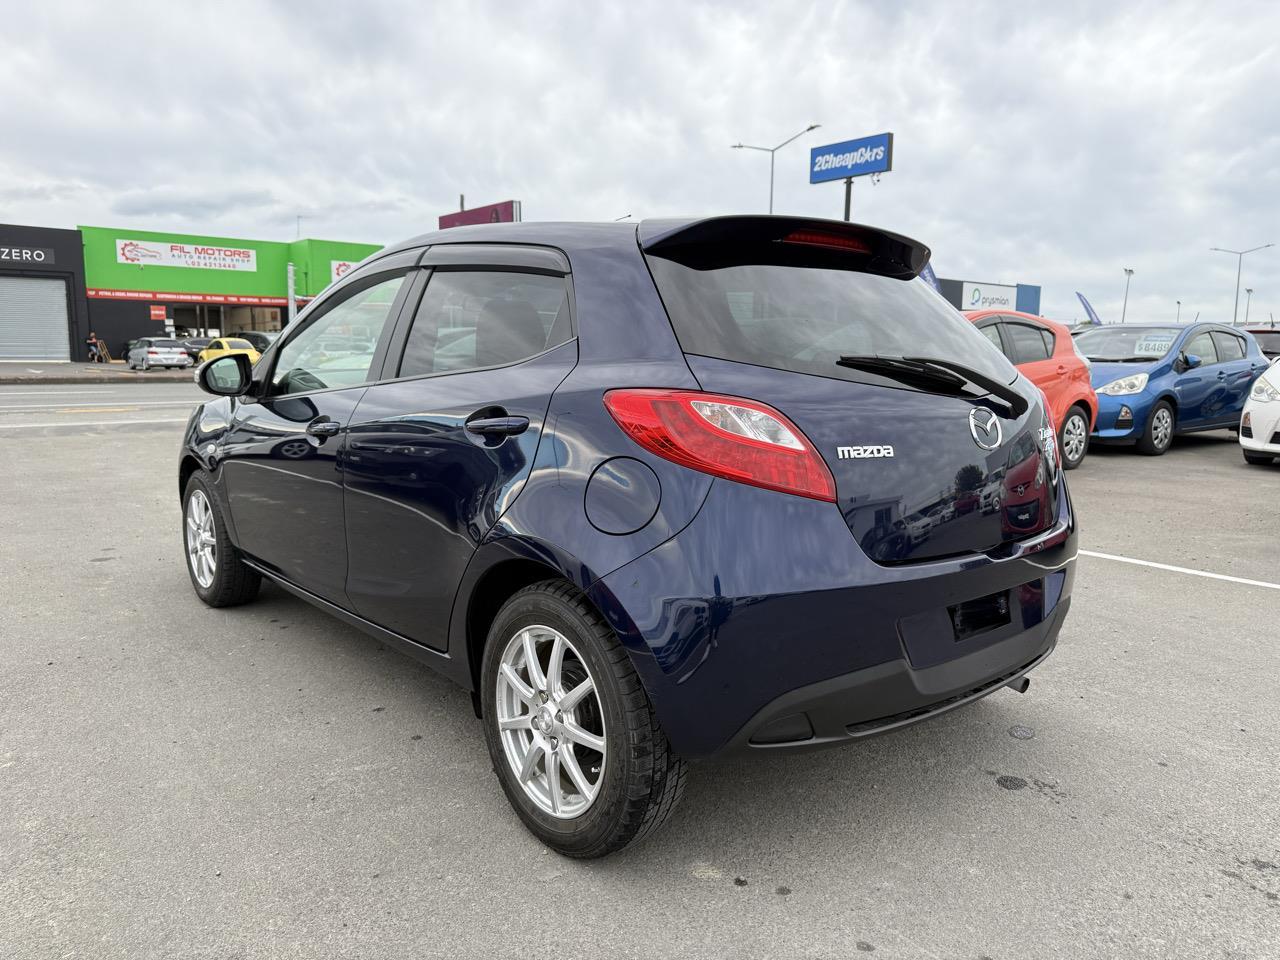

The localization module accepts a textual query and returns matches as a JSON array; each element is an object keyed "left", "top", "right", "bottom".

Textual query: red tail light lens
[
  {"left": 602, "top": 389, "right": 836, "bottom": 502},
  {"left": 147, "top": 350, "right": 159, "bottom": 356},
  {"left": 781, "top": 229, "right": 871, "bottom": 254}
]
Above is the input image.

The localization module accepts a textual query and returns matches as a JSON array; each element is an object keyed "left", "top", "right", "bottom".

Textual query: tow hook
[{"left": 1006, "top": 676, "right": 1031, "bottom": 694}]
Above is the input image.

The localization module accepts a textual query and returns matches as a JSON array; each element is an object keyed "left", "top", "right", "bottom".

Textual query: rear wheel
[
  {"left": 183, "top": 472, "right": 261, "bottom": 607},
  {"left": 1058, "top": 406, "right": 1090, "bottom": 470},
  {"left": 1243, "top": 449, "right": 1275, "bottom": 465},
  {"left": 1136, "top": 401, "right": 1174, "bottom": 455},
  {"left": 481, "top": 581, "right": 686, "bottom": 858}
]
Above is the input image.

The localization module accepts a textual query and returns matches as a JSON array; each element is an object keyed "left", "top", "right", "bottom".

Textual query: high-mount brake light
[
  {"left": 602, "top": 389, "right": 836, "bottom": 502},
  {"left": 781, "top": 230, "right": 871, "bottom": 254}
]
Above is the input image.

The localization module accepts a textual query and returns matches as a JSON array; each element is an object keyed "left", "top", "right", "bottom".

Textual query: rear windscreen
[
  {"left": 1253, "top": 331, "right": 1280, "bottom": 353},
  {"left": 645, "top": 257, "right": 1017, "bottom": 385},
  {"left": 151, "top": 339, "right": 183, "bottom": 347}
]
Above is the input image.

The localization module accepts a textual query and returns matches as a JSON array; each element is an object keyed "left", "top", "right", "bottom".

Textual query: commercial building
[
  {"left": 938, "top": 277, "right": 1042, "bottom": 315},
  {"left": 0, "top": 221, "right": 381, "bottom": 361}
]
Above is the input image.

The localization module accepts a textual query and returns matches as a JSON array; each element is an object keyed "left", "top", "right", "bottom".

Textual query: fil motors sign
[
  {"left": 115, "top": 238, "right": 257, "bottom": 272},
  {"left": 963, "top": 281, "right": 1018, "bottom": 310},
  {"left": 809, "top": 132, "right": 894, "bottom": 183}
]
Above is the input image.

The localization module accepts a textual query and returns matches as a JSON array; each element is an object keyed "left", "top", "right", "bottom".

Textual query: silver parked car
[{"left": 127, "top": 338, "right": 193, "bottom": 371}]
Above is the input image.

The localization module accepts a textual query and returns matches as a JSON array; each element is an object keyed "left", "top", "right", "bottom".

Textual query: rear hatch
[
  {"left": 642, "top": 216, "right": 1057, "bottom": 564},
  {"left": 147, "top": 339, "right": 189, "bottom": 362}
]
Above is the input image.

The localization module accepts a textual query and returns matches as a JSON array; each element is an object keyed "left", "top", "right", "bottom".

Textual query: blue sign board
[{"left": 809, "top": 132, "right": 894, "bottom": 184}]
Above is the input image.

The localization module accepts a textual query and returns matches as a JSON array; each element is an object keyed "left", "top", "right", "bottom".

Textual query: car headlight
[
  {"left": 1098, "top": 372, "right": 1149, "bottom": 396},
  {"left": 1251, "top": 378, "right": 1280, "bottom": 402}
]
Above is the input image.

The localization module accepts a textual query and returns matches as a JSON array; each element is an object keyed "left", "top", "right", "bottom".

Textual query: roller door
[{"left": 0, "top": 276, "right": 71, "bottom": 360}]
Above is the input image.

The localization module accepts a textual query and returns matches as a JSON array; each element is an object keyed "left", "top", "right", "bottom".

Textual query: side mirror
[
  {"left": 1183, "top": 352, "right": 1202, "bottom": 370},
  {"left": 196, "top": 353, "right": 253, "bottom": 397}
]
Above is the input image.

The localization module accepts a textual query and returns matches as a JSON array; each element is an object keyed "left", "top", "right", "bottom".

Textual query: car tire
[
  {"left": 1136, "top": 400, "right": 1175, "bottom": 456},
  {"left": 1058, "top": 405, "right": 1090, "bottom": 470},
  {"left": 182, "top": 472, "right": 261, "bottom": 607},
  {"left": 1243, "top": 449, "right": 1274, "bottom": 465},
  {"left": 480, "top": 580, "right": 687, "bottom": 858}
]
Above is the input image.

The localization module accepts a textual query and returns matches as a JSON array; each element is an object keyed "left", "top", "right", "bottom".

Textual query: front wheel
[
  {"left": 183, "top": 472, "right": 261, "bottom": 607},
  {"left": 1058, "top": 406, "right": 1090, "bottom": 470},
  {"left": 481, "top": 581, "right": 687, "bottom": 858},
  {"left": 1136, "top": 401, "right": 1175, "bottom": 455}
]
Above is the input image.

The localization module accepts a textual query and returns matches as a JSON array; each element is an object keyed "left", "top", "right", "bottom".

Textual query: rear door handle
[
  {"left": 306, "top": 418, "right": 340, "bottom": 437},
  {"left": 465, "top": 416, "right": 530, "bottom": 437}
]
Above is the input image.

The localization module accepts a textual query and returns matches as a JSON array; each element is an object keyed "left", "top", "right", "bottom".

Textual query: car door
[
  {"left": 1003, "top": 319, "right": 1062, "bottom": 423},
  {"left": 342, "top": 245, "right": 578, "bottom": 649},
  {"left": 216, "top": 255, "right": 417, "bottom": 603},
  {"left": 1173, "top": 329, "right": 1220, "bottom": 427},
  {"left": 1210, "top": 330, "right": 1254, "bottom": 421}
]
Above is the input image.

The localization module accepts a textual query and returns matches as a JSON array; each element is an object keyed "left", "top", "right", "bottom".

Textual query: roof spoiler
[{"left": 639, "top": 216, "right": 931, "bottom": 280}]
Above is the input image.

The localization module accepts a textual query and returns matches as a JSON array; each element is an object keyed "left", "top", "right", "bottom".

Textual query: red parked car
[{"left": 966, "top": 309, "right": 1098, "bottom": 469}]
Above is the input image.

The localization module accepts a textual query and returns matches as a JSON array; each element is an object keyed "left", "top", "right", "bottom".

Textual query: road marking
[
  {"left": 0, "top": 400, "right": 199, "bottom": 411},
  {"left": 55, "top": 406, "right": 140, "bottom": 414},
  {"left": 0, "top": 417, "right": 190, "bottom": 430},
  {"left": 0, "top": 389, "right": 118, "bottom": 396},
  {"left": 1080, "top": 549, "right": 1280, "bottom": 591}
]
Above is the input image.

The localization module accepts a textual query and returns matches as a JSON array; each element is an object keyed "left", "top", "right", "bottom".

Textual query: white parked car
[
  {"left": 1240, "top": 357, "right": 1280, "bottom": 465},
  {"left": 127, "top": 337, "right": 193, "bottom": 371}
]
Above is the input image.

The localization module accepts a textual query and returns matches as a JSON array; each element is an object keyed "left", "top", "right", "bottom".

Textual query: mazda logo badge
[{"left": 969, "top": 408, "right": 1002, "bottom": 450}]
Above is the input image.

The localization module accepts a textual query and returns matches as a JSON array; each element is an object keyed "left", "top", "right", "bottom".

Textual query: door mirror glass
[{"left": 198, "top": 353, "right": 252, "bottom": 396}]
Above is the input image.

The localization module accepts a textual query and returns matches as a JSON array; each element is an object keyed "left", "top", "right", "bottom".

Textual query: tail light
[
  {"left": 147, "top": 350, "right": 159, "bottom": 356},
  {"left": 602, "top": 388, "right": 836, "bottom": 502}
]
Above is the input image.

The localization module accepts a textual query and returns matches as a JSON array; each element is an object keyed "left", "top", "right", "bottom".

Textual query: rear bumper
[
  {"left": 722, "top": 598, "right": 1066, "bottom": 755},
  {"left": 590, "top": 473, "right": 1077, "bottom": 759}
]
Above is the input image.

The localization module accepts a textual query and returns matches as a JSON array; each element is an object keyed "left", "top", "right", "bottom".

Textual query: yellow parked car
[{"left": 197, "top": 337, "right": 261, "bottom": 366}]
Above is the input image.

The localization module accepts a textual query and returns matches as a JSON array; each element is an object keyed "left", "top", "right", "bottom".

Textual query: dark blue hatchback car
[{"left": 180, "top": 216, "right": 1076, "bottom": 856}]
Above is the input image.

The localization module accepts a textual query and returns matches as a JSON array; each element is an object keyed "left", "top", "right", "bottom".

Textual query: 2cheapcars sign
[
  {"left": 809, "top": 132, "right": 893, "bottom": 183},
  {"left": 115, "top": 238, "right": 258, "bottom": 272}
]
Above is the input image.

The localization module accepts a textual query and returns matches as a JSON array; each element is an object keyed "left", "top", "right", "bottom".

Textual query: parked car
[
  {"left": 966, "top": 310, "right": 1097, "bottom": 470},
  {"left": 127, "top": 338, "right": 192, "bottom": 371},
  {"left": 1240, "top": 357, "right": 1280, "bottom": 465},
  {"left": 181, "top": 337, "right": 213, "bottom": 362},
  {"left": 1245, "top": 327, "right": 1280, "bottom": 361},
  {"left": 178, "top": 216, "right": 1075, "bottom": 857},
  {"left": 237, "top": 330, "right": 278, "bottom": 353},
  {"left": 197, "top": 337, "right": 261, "bottom": 366},
  {"left": 1074, "top": 323, "right": 1270, "bottom": 455}
]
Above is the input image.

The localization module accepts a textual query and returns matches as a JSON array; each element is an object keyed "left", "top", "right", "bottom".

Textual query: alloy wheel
[
  {"left": 1152, "top": 407, "right": 1173, "bottom": 450},
  {"left": 495, "top": 624, "right": 606, "bottom": 819},
  {"left": 185, "top": 490, "right": 217, "bottom": 589},
  {"left": 1062, "top": 413, "right": 1087, "bottom": 464}
]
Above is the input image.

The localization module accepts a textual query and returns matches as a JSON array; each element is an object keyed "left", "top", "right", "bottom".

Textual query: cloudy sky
[{"left": 2, "top": 1, "right": 1277, "bottom": 322}]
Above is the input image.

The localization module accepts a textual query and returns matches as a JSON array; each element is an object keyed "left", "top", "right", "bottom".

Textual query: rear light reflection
[
  {"left": 603, "top": 388, "right": 837, "bottom": 502},
  {"left": 781, "top": 229, "right": 871, "bottom": 254}
]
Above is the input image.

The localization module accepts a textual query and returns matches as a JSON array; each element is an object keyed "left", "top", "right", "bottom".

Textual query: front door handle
[
  {"left": 465, "top": 416, "right": 530, "bottom": 437},
  {"left": 306, "top": 418, "right": 340, "bottom": 438}
]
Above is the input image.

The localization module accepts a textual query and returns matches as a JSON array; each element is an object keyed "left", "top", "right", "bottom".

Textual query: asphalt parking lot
[{"left": 2, "top": 384, "right": 1277, "bottom": 960}]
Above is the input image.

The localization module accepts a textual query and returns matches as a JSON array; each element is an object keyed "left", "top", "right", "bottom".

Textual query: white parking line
[
  {"left": 0, "top": 389, "right": 118, "bottom": 396},
  {"left": 0, "top": 417, "right": 190, "bottom": 430},
  {"left": 1080, "top": 549, "right": 1280, "bottom": 591},
  {"left": 0, "top": 400, "right": 200, "bottom": 411}
]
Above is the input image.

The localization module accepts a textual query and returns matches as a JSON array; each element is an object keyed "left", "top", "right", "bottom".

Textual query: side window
[
  {"left": 978, "top": 322, "right": 1007, "bottom": 356},
  {"left": 1183, "top": 331, "right": 1218, "bottom": 365},
  {"left": 270, "top": 273, "right": 406, "bottom": 395},
  {"left": 399, "top": 270, "right": 571, "bottom": 378},
  {"left": 1211, "top": 331, "right": 1245, "bottom": 362},
  {"left": 1006, "top": 322, "right": 1052, "bottom": 363}
]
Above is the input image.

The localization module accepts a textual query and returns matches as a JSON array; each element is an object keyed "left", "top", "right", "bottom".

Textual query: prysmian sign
[
  {"left": 963, "top": 281, "right": 1018, "bottom": 310},
  {"left": 809, "top": 132, "right": 893, "bottom": 183},
  {"left": 1, "top": 245, "right": 55, "bottom": 265}
]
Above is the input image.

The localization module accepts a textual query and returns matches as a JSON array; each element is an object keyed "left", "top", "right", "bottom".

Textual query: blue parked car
[
  {"left": 1074, "top": 323, "right": 1269, "bottom": 455},
  {"left": 179, "top": 216, "right": 1076, "bottom": 856}
]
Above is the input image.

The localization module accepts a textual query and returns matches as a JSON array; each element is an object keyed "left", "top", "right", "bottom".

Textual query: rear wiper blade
[
  {"left": 837, "top": 355, "right": 1028, "bottom": 419},
  {"left": 903, "top": 356, "right": 1029, "bottom": 418}
]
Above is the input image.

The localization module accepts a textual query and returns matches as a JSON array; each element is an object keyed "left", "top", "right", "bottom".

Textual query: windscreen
[
  {"left": 1252, "top": 331, "right": 1280, "bottom": 353},
  {"left": 645, "top": 258, "right": 1017, "bottom": 385},
  {"left": 1074, "top": 326, "right": 1181, "bottom": 360}
]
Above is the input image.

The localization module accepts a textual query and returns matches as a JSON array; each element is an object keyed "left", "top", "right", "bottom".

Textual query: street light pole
[
  {"left": 1121, "top": 268, "right": 1134, "bottom": 323},
  {"left": 1209, "top": 244, "right": 1274, "bottom": 325},
  {"left": 1245, "top": 288, "right": 1253, "bottom": 325},
  {"left": 1176, "top": 300, "right": 1181, "bottom": 322},
  {"left": 731, "top": 123, "right": 821, "bottom": 214}
]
